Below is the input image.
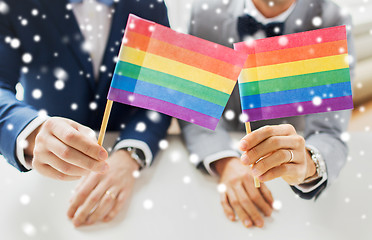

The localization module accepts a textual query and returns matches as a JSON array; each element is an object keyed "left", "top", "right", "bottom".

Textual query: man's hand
[
  {"left": 239, "top": 124, "right": 316, "bottom": 185},
  {"left": 28, "top": 117, "right": 109, "bottom": 181},
  {"left": 213, "top": 157, "right": 274, "bottom": 228},
  {"left": 67, "top": 150, "right": 139, "bottom": 227}
]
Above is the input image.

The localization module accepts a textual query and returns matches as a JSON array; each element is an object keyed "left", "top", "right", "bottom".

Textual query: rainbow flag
[
  {"left": 234, "top": 25, "right": 353, "bottom": 122},
  {"left": 108, "top": 14, "right": 246, "bottom": 130}
]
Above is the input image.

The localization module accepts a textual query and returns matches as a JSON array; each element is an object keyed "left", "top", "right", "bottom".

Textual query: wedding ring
[
  {"left": 105, "top": 190, "right": 116, "bottom": 200},
  {"left": 288, "top": 150, "right": 294, "bottom": 163}
]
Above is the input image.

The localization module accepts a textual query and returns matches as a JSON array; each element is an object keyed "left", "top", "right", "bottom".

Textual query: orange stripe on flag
[{"left": 244, "top": 40, "right": 349, "bottom": 68}]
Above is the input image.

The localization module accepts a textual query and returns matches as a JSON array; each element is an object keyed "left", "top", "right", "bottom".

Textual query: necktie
[
  {"left": 237, "top": 14, "right": 284, "bottom": 40},
  {"left": 69, "top": 0, "right": 115, "bottom": 6}
]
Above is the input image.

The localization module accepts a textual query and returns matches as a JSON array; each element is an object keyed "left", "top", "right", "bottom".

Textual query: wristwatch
[
  {"left": 123, "top": 147, "right": 146, "bottom": 170},
  {"left": 302, "top": 145, "right": 326, "bottom": 184}
]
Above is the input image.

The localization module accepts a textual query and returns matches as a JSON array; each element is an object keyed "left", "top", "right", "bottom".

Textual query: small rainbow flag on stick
[
  {"left": 234, "top": 25, "right": 353, "bottom": 122},
  {"left": 97, "top": 14, "right": 246, "bottom": 145},
  {"left": 234, "top": 25, "right": 353, "bottom": 188}
]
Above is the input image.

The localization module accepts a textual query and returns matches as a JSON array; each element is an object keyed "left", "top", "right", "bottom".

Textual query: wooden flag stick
[
  {"left": 98, "top": 100, "right": 113, "bottom": 146},
  {"left": 245, "top": 122, "right": 260, "bottom": 188}
]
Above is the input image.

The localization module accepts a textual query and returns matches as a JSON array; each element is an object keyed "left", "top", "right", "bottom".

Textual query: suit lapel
[
  {"left": 97, "top": 0, "right": 130, "bottom": 92},
  {"left": 39, "top": 0, "right": 95, "bottom": 89}
]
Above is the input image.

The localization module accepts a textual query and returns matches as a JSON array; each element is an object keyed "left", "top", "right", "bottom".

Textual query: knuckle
[
  {"left": 249, "top": 147, "right": 259, "bottom": 159},
  {"left": 284, "top": 124, "right": 296, "bottom": 133},
  {"left": 63, "top": 130, "right": 77, "bottom": 142},
  {"left": 270, "top": 137, "right": 281, "bottom": 147},
  {"left": 230, "top": 200, "right": 239, "bottom": 207},
  {"left": 61, "top": 164, "right": 71, "bottom": 174},
  {"left": 90, "top": 195, "right": 100, "bottom": 203},
  {"left": 239, "top": 198, "right": 250, "bottom": 206},
  {"left": 263, "top": 126, "right": 273, "bottom": 135},
  {"left": 60, "top": 146, "right": 72, "bottom": 159},
  {"left": 43, "top": 119, "right": 55, "bottom": 130},
  {"left": 251, "top": 193, "right": 260, "bottom": 202}
]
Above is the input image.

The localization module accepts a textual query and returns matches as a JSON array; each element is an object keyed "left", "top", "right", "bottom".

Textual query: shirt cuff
[
  {"left": 293, "top": 145, "right": 328, "bottom": 193},
  {"left": 203, "top": 150, "right": 241, "bottom": 177},
  {"left": 16, "top": 116, "right": 49, "bottom": 170},
  {"left": 113, "top": 139, "right": 153, "bottom": 168}
]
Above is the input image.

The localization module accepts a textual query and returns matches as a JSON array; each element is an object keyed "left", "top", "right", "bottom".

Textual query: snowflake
[
  {"left": 0, "top": 1, "right": 9, "bottom": 14},
  {"left": 7, "top": 123, "right": 14, "bottom": 131},
  {"left": 312, "top": 16, "right": 322, "bottom": 27},
  {"left": 31, "top": 9, "right": 39, "bottom": 16},
  {"left": 278, "top": 36, "right": 288, "bottom": 46},
  {"left": 100, "top": 65, "right": 107, "bottom": 72},
  {"left": 20, "top": 194, "right": 31, "bottom": 205},
  {"left": 312, "top": 96, "right": 322, "bottom": 106},
  {"left": 159, "top": 139, "right": 169, "bottom": 150},
  {"left": 34, "top": 35, "right": 41, "bottom": 42},
  {"left": 272, "top": 200, "right": 282, "bottom": 210},
  {"left": 132, "top": 170, "right": 140, "bottom": 178},
  {"left": 189, "top": 154, "right": 199, "bottom": 164},
  {"left": 217, "top": 183, "right": 227, "bottom": 193},
  {"left": 268, "top": 1, "right": 274, "bottom": 7},
  {"left": 297, "top": 105, "right": 304, "bottom": 113},
  {"left": 135, "top": 122, "right": 146, "bottom": 132},
  {"left": 340, "top": 132, "right": 350, "bottom": 142},
  {"left": 71, "top": 103, "right": 78, "bottom": 111},
  {"left": 295, "top": 19, "right": 302, "bottom": 26},
  {"left": 21, "top": 19, "right": 28, "bottom": 26},
  {"left": 22, "top": 223, "right": 37, "bottom": 236},
  {"left": 54, "top": 80, "right": 65, "bottom": 90},
  {"left": 183, "top": 176, "right": 191, "bottom": 184},
  {"left": 239, "top": 113, "right": 249, "bottom": 122},
  {"left": 143, "top": 199, "right": 154, "bottom": 210},
  {"left": 147, "top": 110, "right": 161, "bottom": 122},
  {"left": 32, "top": 89, "right": 42, "bottom": 99},
  {"left": 224, "top": 110, "right": 235, "bottom": 120},
  {"left": 344, "top": 197, "right": 350, "bottom": 203},
  {"left": 54, "top": 67, "right": 68, "bottom": 80},
  {"left": 19, "top": 139, "right": 29, "bottom": 149},
  {"left": 89, "top": 102, "right": 97, "bottom": 110},
  {"left": 201, "top": 3, "right": 209, "bottom": 10},
  {"left": 22, "top": 53, "right": 33, "bottom": 64},
  {"left": 10, "top": 38, "right": 21, "bottom": 49}
]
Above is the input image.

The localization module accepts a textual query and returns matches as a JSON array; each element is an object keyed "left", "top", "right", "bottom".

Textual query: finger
[
  {"left": 75, "top": 124, "right": 97, "bottom": 142},
  {"left": 103, "top": 190, "right": 128, "bottom": 222},
  {"left": 86, "top": 188, "right": 118, "bottom": 225},
  {"left": 72, "top": 183, "right": 108, "bottom": 227},
  {"left": 43, "top": 151, "right": 89, "bottom": 177},
  {"left": 34, "top": 162, "right": 81, "bottom": 181},
  {"left": 46, "top": 134, "right": 108, "bottom": 173},
  {"left": 259, "top": 164, "right": 296, "bottom": 182},
  {"left": 251, "top": 149, "right": 293, "bottom": 177},
  {"left": 241, "top": 135, "right": 300, "bottom": 165},
  {"left": 259, "top": 183, "right": 274, "bottom": 206},
  {"left": 220, "top": 193, "right": 235, "bottom": 221},
  {"left": 239, "top": 124, "right": 296, "bottom": 151},
  {"left": 226, "top": 188, "right": 252, "bottom": 228},
  {"left": 49, "top": 120, "right": 108, "bottom": 161},
  {"left": 234, "top": 184, "right": 264, "bottom": 228},
  {"left": 242, "top": 178, "right": 272, "bottom": 217},
  {"left": 67, "top": 174, "right": 100, "bottom": 219}
]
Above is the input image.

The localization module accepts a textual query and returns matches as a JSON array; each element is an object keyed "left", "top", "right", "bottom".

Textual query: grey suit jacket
[{"left": 180, "top": 0, "right": 355, "bottom": 199}]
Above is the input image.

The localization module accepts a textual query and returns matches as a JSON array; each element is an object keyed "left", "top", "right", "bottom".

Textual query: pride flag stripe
[
  {"left": 235, "top": 25, "right": 346, "bottom": 54},
  {"left": 240, "top": 54, "right": 348, "bottom": 83},
  {"left": 111, "top": 74, "right": 224, "bottom": 118},
  {"left": 239, "top": 68, "right": 350, "bottom": 97},
  {"left": 124, "top": 31, "right": 241, "bottom": 80},
  {"left": 120, "top": 46, "right": 236, "bottom": 93},
  {"left": 108, "top": 87, "right": 220, "bottom": 130},
  {"left": 241, "top": 82, "right": 352, "bottom": 110},
  {"left": 127, "top": 16, "right": 246, "bottom": 67},
  {"left": 242, "top": 96, "right": 354, "bottom": 122},
  {"left": 115, "top": 61, "right": 230, "bottom": 106},
  {"left": 244, "top": 40, "right": 348, "bottom": 68}
]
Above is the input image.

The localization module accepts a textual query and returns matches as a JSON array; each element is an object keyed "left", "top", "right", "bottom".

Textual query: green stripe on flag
[
  {"left": 115, "top": 61, "right": 230, "bottom": 107},
  {"left": 239, "top": 68, "right": 350, "bottom": 97}
]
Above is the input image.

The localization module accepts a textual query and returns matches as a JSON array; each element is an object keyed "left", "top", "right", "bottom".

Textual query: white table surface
[{"left": 1, "top": 132, "right": 371, "bottom": 240}]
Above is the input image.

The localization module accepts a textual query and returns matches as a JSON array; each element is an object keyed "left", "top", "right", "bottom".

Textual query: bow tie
[
  {"left": 237, "top": 14, "right": 284, "bottom": 40},
  {"left": 69, "top": 0, "right": 115, "bottom": 6}
]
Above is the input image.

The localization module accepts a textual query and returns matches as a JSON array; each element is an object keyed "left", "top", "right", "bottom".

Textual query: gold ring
[
  {"left": 105, "top": 190, "right": 116, "bottom": 200},
  {"left": 288, "top": 150, "right": 294, "bottom": 163}
]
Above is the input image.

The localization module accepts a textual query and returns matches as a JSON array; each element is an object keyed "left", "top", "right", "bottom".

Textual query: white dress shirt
[
  {"left": 16, "top": 0, "right": 152, "bottom": 170},
  {"left": 204, "top": 0, "right": 327, "bottom": 194}
]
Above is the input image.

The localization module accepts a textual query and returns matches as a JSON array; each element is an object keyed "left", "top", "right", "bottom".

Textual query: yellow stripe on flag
[
  {"left": 119, "top": 46, "right": 236, "bottom": 94},
  {"left": 240, "top": 54, "right": 349, "bottom": 83}
]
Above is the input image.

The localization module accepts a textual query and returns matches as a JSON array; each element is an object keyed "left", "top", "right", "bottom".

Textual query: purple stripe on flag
[
  {"left": 108, "top": 87, "right": 220, "bottom": 130},
  {"left": 242, "top": 96, "right": 354, "bottom": 122}
]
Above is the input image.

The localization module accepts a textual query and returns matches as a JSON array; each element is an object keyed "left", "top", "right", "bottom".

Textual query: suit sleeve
[
  {"left": 291, "top": 6, "right": 356, "bottom": 200},
  {"left": 0, "top": 11, "right": 40, "bottom": 172}
]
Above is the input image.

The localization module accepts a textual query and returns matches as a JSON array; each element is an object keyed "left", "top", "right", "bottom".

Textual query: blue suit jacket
[{"left": 0, "top": 0, "right": 171, "bottom": 171}]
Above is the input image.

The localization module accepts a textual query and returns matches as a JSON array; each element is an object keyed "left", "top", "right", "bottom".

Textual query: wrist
[
  {"left": 213, "top": 157, "right": 239, "bottom": 176},
  {"left": 25, "top": 124, "right": 43, "bottom": 157},
  {"left": 113, "top": 149, "right": 140, "bottom": 171}
]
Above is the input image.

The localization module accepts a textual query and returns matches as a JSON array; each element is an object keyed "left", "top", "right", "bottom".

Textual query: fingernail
[
  {"left": 241, "top": 153, "right": 249, "bottom": 164},
  {"left": 101, "top": 164, "right": 109, "bottom": 172},
  {"left": 239, "top": 140, "right": 248, "bottom": 151},
  {"left": 228, "top": 215, "right": 234, "bottom": 221},
  {"left": 99, "top": 150, "right": 107, "bottom": 161},
  {"left": 251, "top": 168, "right": 259, "bottom": 177},
  {"left": 244, "top": 220, "right": 251, "bottom": 227},
  {"left": 256, "top": 220, "right": 263, "bottom": 228}
]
